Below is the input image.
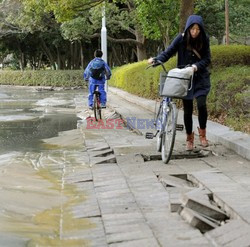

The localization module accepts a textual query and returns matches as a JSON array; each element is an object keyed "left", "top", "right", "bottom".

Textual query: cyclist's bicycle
[
  {"left": 93, "top": 85, "right": 102, "bottom": 121},
  {"left": 146, "top": 60, "right": 184, "bottom": 164}
]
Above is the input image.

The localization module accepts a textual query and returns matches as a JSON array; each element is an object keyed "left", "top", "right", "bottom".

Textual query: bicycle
[
  {"left": 93, "top": 85, "right": 102, "bottom": 121},
  {"left": 146, "top": 60, "right": 184, "bottom": 164}
]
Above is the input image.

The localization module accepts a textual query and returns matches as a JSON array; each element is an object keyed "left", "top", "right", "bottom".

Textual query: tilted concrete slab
[
  {"left": 179, "top": 207, "right": 219, "bottom": 233},
  {"left": 167, "top": 187, "right": 183, "bottom": 212},
  {"left": 181, "top": 187, "right": 211, "bottom": 204},
  {"left": 205, "top": 219, "right": 250, "bottom": 246},
  {"left": 89, "top": 149, "right": 114, "bottom": 158},
  {"left": 183, "top": 197, "right": 228, "bottom": 221},
  {"left": 188, "top": 170, "right": 250, "bottom": 224},
  {"left": 158, "top": 173, "right": 194, "bottom": 188}
]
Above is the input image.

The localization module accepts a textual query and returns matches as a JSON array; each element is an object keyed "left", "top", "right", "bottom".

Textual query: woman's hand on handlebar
[
  {"left": 147, "top": 57, "right": 155, "bottom": 64},
  {"left": 192, "top": 64, "right": 198, "bottom": 72},
  {"left": 146, "top": 58, "right": 167, "bottom": 73},
  {"left": 147, "top": 57, "right": 163, "bottom": 67}
]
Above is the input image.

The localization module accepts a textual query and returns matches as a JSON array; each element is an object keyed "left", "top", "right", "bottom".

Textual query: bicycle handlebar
[
  {"left": 147, "top": 58, "right": 193, "bottom": 74},
  {"left": 146, "top": 58, "right": 168, "bottom": 74}
]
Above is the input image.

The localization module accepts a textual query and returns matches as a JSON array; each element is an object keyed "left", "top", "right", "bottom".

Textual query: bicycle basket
[
  {"left": 159, "top": 72, "right": 167, "bottom": 96},
  {"left": 160, "top": 67, "right": 193, "bottom": 99}
]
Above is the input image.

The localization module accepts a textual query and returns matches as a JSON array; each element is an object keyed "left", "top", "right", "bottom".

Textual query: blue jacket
[
  {"left": 156, "top": 15, "right": 211, "bottom": 99},
  {"left": 83, "top": 57, "right": 112, "bottom": 84}
]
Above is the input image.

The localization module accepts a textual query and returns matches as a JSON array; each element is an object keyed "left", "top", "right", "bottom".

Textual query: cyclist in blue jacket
[{"left": 84, "top": 49, "right": 112, "bottom": 109}]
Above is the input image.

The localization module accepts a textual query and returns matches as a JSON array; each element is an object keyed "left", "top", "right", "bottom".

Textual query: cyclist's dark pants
[{"left": 182, "top": 95, "right": 208, "bottom": 135}]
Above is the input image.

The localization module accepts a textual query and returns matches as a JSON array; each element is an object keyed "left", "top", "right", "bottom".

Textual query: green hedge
[
  {"left": 0, "top": 70, "right": 83, "bottom": 87},
  {"left": 110, "top": 57, "right": 177, "bottom": 99},
  {"left": 1, "top": 45, "right": 248, "bottom": 90},
  {"left": 109, "top": 45, "right": 250, "bottom": 98},
  {"left": 109, "top": 45, "right": 250, "bottom": 132},
  {"left": 209, "top": 66, "right": 250, "bottom": 133},
  {"left": 211, "top": 45, "right": 250, "bottom": 67}
]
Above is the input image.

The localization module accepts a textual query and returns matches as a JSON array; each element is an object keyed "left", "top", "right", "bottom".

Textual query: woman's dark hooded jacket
[{"left": 156, "top": 15, "right": 211, "bottom": 100}]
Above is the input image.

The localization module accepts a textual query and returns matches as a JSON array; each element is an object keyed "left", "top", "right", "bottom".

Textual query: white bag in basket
[{"left": 161, "top": 67, "right": 194, "bottom": 98}]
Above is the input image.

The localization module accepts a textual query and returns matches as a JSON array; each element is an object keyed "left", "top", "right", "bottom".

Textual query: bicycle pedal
[
  {"left": 145, "top": 132, "right": 154, "bottom": 139},
  {"left": 176, "top": 124, "right": 184, "bottom": 131}
]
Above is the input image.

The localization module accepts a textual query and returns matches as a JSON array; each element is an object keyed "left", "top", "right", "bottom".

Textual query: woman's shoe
[
  {"left": 186, "top": 132, "right": 194, "bottom": 151},
  {"left": 197, "top": 127, "right": 209, "bottom": 147}
]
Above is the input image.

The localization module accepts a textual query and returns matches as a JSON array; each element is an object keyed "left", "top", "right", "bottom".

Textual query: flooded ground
[
  {"left": 0, "top": 86, "right": 79, "bottom": 154},
  {"left": 0, "top": 85, "right": 95, "bottom": 246}
]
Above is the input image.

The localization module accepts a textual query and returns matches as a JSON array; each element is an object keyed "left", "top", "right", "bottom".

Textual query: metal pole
[{"left": 101, "top": 2, "right": 108, "bottom": 91}]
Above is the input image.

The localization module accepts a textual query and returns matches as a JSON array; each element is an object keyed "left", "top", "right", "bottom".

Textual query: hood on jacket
[{"left": 184, "top": 15, "right": 205, "bottom": 33}]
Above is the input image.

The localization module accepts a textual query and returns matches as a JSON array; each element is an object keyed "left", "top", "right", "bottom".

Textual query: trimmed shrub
[
  {"left": 109, "top": 45, "right": 250, "bottom": 133},
  {"left": 208, "top": 66, "right": 250, "bottom": 133},
  {"left": 109, "top": 45, "right": 250, "bottom": 98},
  {"left": 109, "top": 57, "right": 177, "bottom": 99},
  {"left": 0, "top": 70, "right": 84, "bottom": 87},
  {"left": 211, "top": 45, "right": 250, "bottom": 67}
]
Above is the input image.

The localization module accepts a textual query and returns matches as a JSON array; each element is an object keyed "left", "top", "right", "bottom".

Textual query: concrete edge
[{"left": 108, "top": 87, "right": 250, "bottom": 161}]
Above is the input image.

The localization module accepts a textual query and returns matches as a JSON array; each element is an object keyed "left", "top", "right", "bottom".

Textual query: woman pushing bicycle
[{"left": 148, "top": 15, "right": 211, "bottom": 151}]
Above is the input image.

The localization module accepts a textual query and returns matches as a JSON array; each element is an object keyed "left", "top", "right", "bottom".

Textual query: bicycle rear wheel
[
  {"left": 161, "top": 102, "right": 177, "bottom": 164},
  {"left": 93, "top": 93, "right": 102, "bottom": 121}
]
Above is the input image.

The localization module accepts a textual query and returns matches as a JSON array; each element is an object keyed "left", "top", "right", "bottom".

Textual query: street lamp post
[{"left": 101, "top": 2, "right": 108, "bottom": 90}]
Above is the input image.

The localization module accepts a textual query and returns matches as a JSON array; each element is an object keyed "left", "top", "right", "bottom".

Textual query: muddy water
[
  {"left": 0, "top": 86, "right": 94, "bottom": 246},
  {"left": 0, "top": 86, "right": 79, "bottom": 154}
]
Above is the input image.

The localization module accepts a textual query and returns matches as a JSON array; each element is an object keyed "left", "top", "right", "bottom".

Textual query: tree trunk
[
  {"left": 74, "top": 42, "right": 80, "bottom": 69},
  {"left": 56, "top": 47, "right": 62, "bottom": 70},
  {"left": 70, "top": 42, "right": 74, "bottom": 69},
  {"left": 37, "top": 53, "right": 43, "bottom": 70},
  {"left": 179, "top": 0, "right": 194, "bottom": 32},
  {"left": 131, "top": 48, "right": 137, "bottom": 62},
  {"left": 19, "top": 53, "right": 25, "bottom": 71},
  {"left": 40, "top": 38, "right": 56, "bottom": 70},
  {"left": 135, "top": 30, "right": 147, "bottom": 61},
  {"left": 111, "top": 46, "right": 122, "bottom": 66},
  {"left": 225, "top": 0, "right": 229, "bottom": 45},
  {"left": 121, "top": 45, "right": 129, "bottom": 64},
  {"left": 79, "top": 41, "right": 84, "bottom": 69},
  {"left": 17, "top": 41, "right": 25, "bottom": 71},
  {"left": 31, "top": 56, "right": 36, "bottom": 70},
  {"left": 65, "top": 43, "right": 71, "bottom": 69},
  {"left": 72, "top": 42, "right": 76, "bottom": 69}
]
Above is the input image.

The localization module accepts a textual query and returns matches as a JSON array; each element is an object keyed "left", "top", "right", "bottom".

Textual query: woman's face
[{"left": 190, "top": 24, "right": 200, "bottom": 39}]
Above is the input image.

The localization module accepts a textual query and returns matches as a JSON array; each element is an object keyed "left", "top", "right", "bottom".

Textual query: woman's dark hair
[
  {"left": 185, "top": 24, "right": 204, "bottom": 51},
  {"left": 94, "top": 49, "right": 103, "bottom": 58}
]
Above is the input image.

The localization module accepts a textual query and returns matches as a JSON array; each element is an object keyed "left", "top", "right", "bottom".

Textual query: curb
[{"left": 108, "top": 87, "right": 250, "bottom": 161}]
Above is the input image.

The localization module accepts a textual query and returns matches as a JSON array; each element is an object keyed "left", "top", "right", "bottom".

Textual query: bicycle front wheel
[
  {"left": 161, "top": 102, "right": 178, "bottom": 164},
  {"left": 93, "top": 93, "right": 102, "bottom": 121},
  {"left": 156, "top": 104, "right": 163, "bottom": 152}
]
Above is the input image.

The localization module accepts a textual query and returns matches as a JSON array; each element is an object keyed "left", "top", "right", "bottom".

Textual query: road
[{"left": 0, "top": 86, "right": 250, "bottom": 246}]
